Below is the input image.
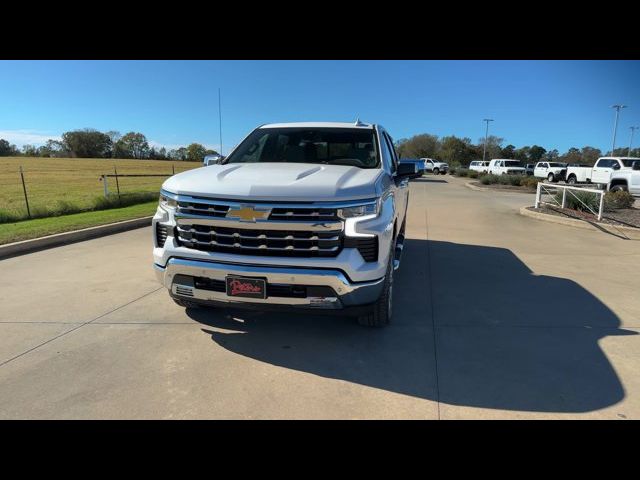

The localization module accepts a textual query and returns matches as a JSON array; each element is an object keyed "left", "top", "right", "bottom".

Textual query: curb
[
  {"left": 519, "top": 206, "right": 640, "bottom": 240},
  {"left": 464, "top": 181, "right": 534, "bottom": 194},
  {"left": 0, "top": 216, "right": 153, "bottom": 260}
]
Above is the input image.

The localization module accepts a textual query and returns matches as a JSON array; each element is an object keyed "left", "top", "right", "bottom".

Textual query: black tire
[
  {"left": 357, "top": 246, "right": 394, "bottom": 328},
  {"left": 433, "top": 168, "right": 439, "bottom": 175},
  {"left": 567, "top": 175, "right": 576, "bottom": 185},
  {"left": 610, "top": 184, "right": 627, "bottom": 192},
  {"left": 547, "top": 173, "right": 555, "bottom": 183},
  {"left": 173, "top": 298, "right": 201, "bottom": 309}
]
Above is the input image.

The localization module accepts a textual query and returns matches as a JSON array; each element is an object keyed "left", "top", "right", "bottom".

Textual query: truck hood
[{"left": 162, "top": 163, "right": 382, "bottom": 202}]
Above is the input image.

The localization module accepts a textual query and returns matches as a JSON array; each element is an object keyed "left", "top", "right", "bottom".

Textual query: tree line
[
  {"left": 394, "top": 133, "right": 640, "bottom": 167},
  {"left": 0, "top": 129, "right": 219, "bottom": 162}
]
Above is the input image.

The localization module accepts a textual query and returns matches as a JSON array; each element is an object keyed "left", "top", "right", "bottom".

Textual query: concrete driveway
[{"left": 1, "top": 175, "right": 639, "bottom": 419}]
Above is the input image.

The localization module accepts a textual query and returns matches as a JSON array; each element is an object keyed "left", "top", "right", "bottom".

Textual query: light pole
[
  {"left": 482, "top": 119, "right": 494, "bottom": 163},
  {"left": 628, "top": 126, "right": 639, "bottom": 157},
  {"left": 611, "top": 104, "right": 627, "bottom": 155}
]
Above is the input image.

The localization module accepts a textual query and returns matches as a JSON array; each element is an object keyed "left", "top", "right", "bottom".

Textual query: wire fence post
[
  {"left": 598, "top": 190, "right": 604, "bottom": 221},
  {"left": 172, "top": 165, "right": 175, "bottom": 175},
  {"left": 535, "top": 182, "right": 541, "bottom": 208},
  {"left": 102, "top": 175, "right": 109, "bottom": 197},
  {"left": 561, "top": 188, "right": 567, "bottom": 208},
  {"left": 114, "top": 166, "right": 121, "bottom": 198},
  {"left": 19, "top": 166, "right": 31, "bottom": 219}
]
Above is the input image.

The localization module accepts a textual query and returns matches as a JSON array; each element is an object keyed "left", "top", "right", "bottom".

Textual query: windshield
[
  {"left": 621, "top": 159, "right": 640, "bottom": 167},
  {"left": 504, "top": 161, "right": 522, "bottom": 167},
  {"left": 224, "top": 127, "right": 380, "bottom": 169}
]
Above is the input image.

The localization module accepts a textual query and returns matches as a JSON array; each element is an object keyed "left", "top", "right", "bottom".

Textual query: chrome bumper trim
[{"left": 155, "top": 258, "right": 384, "bottom": 308}]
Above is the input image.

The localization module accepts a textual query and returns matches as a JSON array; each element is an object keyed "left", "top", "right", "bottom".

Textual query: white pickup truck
[
  {"left": 565, "top": 157, "right": 640, "bottom": 186},
  {"left": 153, "top": 121, "right": 415, "bottom": 327},
  {"left": 609, "top": 161, "right": 640, "bottom": 196},
  {"left": 421, "top": 158, "right": 449, "bottom": 175},
  {"left": 533, "top": 162, "right": 567, "bottom": 183}
]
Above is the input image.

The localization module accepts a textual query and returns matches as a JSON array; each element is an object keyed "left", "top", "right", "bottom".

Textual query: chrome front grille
[
  {"left": 166, "top": 193, "right": 375, "bottom": 258},
  {"left": 177, "top": 199, "right": 338, "bottom": 221},
  {"left": 176, "top": 225, "right": 343, "bottom": 257},
  {"left": 177, "top": 201, "right": 229, "bottom": 217},
  {"left": 269, "top": 207, "right": 338, "bottom": 221}
]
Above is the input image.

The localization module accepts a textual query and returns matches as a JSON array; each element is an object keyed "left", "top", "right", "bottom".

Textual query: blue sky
[{"left": 0, "top": 60, "right": 639, "bottom": 154}]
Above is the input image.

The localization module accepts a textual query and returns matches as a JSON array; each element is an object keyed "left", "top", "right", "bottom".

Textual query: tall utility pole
[
  {"left": 611, "top": 104, "right": 627, "bottom": 155},
  {"left": 218, "top": 88, "right": 223, "bottom": 156},
  {"left": 628, "top": 126, "right": 639, "bottom": 157},
  {"left": 482, "top": 119, "right": 494, "bottom": 163}
]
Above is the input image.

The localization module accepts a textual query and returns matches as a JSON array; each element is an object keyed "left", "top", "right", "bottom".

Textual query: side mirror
[
  {"left": 397, "top": 161, "right": 418, "bottom": 178},
  {"left": 612, "top": 163, "right": 621, "bottom": 170}
]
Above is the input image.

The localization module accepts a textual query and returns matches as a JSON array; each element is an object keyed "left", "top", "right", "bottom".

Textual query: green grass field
[
  {"left": 0, "top": 201, "right": 159, "bottom": 245},
  {"left": 0, "top": 157, "right": 201, "bottom": 220}
]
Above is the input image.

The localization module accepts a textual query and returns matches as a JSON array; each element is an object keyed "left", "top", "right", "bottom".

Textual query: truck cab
[
  {"left": 534, "top": 162, "right": 567, "bottom": 182},
  {"left": 609, "top": 160, "right": 640, "bottom": 196},
  {"left": 566, "top": 157, "right": 640, "bottom": 185}
]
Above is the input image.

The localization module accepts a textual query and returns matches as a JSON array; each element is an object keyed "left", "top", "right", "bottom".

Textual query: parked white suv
[
  {"left": 153, "top": 121, "right": 414, "bottom": 327},
  {"left": 488, "top": 159, "right": 526, "bottom": 175},
  {"left": 469, "top": 160, "right": 489, "bottom": 173},
  {"left": 534, "top": 161, "right": 567, "bottom": 183},
  {"left": 421, "top": 158, "right": 449, "bottom": 175}
]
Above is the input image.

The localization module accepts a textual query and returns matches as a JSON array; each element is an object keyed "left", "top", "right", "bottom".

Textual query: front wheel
[
  {"left": 357, "top": 248, "right": 394, "bottom": 327},
  {"left": 433, "top": 168, "right": 439, "bottom": 175},
  {"left": 547, "top": 173, "right": 555, "bottom": 183},
  {"left": 610, "top": 184, "right": 627, "bottom": 192},
  {"left": 567, "top": 175, "right": 576, "bottom": 185}
]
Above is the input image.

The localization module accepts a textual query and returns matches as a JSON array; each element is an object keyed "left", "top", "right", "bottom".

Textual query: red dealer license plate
[{"left": 226, "top": 276, "right": 266, "bottom": 299}]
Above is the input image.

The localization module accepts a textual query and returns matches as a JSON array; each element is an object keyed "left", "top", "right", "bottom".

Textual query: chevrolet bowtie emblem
[{"left": 226, "top": 205, "right": 272, "bottom": 222}]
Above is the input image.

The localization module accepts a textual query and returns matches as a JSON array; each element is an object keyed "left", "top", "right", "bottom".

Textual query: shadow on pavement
[
  {"left": 186, "top": 238, "right": 635, "bottom": 413},
  {"left": 411, "top": 178, "right": 448, "bottom": 183}
]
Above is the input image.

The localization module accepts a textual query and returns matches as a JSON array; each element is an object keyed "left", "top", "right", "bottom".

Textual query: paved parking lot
[{"left": 1, "top": 175, "right": 639, "bottom": 419}]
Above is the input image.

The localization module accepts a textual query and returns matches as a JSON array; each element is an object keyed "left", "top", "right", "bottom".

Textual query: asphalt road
[{"left": 1, "top": 175, "right": 639, "bottom": 419}]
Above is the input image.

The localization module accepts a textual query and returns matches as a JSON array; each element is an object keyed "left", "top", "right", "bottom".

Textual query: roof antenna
[{"left": 355, "top": 118, "right": 365, "bottom": 126}]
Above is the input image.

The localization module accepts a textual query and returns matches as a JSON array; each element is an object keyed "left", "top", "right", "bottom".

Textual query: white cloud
[{"left": 0, "top": 129, "right": 61, "bottom": 147}]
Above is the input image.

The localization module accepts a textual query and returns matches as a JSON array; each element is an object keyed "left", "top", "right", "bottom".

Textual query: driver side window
[
  {"left": 379, "top": 131, "right": 395, "bottom": 173},
  {"left": 381, "top": 132, "right": 398, "bottom": 173}
]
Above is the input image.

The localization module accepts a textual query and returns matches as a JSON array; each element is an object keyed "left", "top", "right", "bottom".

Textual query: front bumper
[{"left": 155, "top": 257, "right": 385, "bottom": 310}]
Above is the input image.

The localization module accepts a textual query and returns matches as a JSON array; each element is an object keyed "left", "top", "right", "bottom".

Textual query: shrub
[
  {"left": 455, "top": 168, "right": 469, "bottom": 177},
  {"left": 448, "top": 167, "right": 456, "bottom": 175},
  {"left": 480, "top": 174, "right": 500, "bottom": 185},
  {"left": 553, "top": 190, "right": 600, "bottom": 213},
  {"left": 520, "top": 176, "right": 539, "bottom": 190},
  {"left": 468, "top": 171, "right": 479, "bottom": 179},
  {"left": 507, "top": 175, "right": 522, "bottom": 186},
  {"left": 604, "top": 190, "right": 635, "bottom": 210}
]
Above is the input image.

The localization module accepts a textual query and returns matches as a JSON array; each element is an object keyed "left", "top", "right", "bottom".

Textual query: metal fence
[
  {"left": 535, "top": 182, "right": 605, "bottom": 220},
  {"left": 0, "top": 161, "right": 199, "bottom": 221}
]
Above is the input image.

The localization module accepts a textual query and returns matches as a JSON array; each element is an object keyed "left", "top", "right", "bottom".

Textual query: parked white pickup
[
  {"left": 533, "top": 162, "right": 567, "bottom": 183},
  {"left": 565, "top": 157, "right": 640, "bottom": 186},
  {"left": 609, "top": 161, "right": 640, "bottom": 196}
]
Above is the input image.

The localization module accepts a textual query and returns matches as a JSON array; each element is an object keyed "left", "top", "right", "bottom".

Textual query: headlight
[
  {"left": 159, "top": 191, "right": 178, "bottom": 210},
  {"left": 338, "top": 201, "right": 378, "bottom": 219}
]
